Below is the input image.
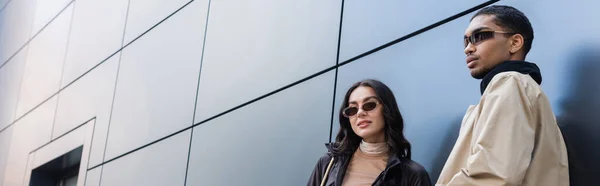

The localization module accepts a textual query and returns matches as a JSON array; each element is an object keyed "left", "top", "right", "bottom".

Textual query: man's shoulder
[
  {"left": 488, "top": 72, "right": 544, "bottom": 95},
  {"left": 493, "top": 71, "right": 538, "bottom": 85},
  {"left": 484, "top": 71, "right": 549, "bottom": 108}
]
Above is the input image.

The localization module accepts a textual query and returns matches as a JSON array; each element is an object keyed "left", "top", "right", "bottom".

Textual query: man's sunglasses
[
  {"left": 342, "top": 100, "right": 380, "bottom": 118},
  {"left": 464, "top": 30, "right": 515, "bottom": 48}
]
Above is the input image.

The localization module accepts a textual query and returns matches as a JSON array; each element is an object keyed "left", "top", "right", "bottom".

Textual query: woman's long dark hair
[{"left": 333, "top": 79, "right": 412, "bottom": 159}]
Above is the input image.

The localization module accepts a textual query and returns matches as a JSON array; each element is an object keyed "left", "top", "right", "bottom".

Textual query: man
[{"left": 436, "top": 5, "right": 569, "bottom": 186}]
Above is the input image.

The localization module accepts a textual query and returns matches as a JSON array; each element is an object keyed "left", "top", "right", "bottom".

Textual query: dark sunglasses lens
[
  {"left": 362, "top": 102, "right": 377, "bottom": 111},
  {"left": 473, "top": 32, "right": 493, "bottom": 44},
  {"left": 343, "top": 107, "right": 358, "bottom": 117},
  {"left": 465, "top": 32, "right": 494, "bottom": 47}
]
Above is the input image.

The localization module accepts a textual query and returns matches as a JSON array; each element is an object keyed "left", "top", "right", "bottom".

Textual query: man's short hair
[{"left": 472, "top": 5, "right": 534, "bottom": 56}]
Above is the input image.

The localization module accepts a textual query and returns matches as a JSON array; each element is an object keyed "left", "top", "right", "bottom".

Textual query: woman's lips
[{"left": 357, "top": 120, "right": 371, "bottom": 129}]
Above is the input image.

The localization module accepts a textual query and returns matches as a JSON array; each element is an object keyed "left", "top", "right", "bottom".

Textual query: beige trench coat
[{"left": 436, "top": 72, "right": 569, "bottom": 186}]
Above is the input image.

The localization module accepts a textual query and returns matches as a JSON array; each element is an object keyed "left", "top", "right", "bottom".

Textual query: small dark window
[{"left": 30, "top": 146, "right": 83, "bottom": 186}]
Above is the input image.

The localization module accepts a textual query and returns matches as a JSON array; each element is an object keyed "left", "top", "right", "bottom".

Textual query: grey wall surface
[{"left": 0, "top": 0, "right": 597, "bottom": 185}]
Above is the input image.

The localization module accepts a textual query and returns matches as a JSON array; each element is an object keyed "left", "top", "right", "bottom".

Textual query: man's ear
[{"left": 509, "top": 34, "right": 525, "bottom": 54}]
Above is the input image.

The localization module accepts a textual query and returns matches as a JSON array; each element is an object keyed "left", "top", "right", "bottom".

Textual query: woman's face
[{"left": 345, "top": 86, "right": 386, "bottom": 143}]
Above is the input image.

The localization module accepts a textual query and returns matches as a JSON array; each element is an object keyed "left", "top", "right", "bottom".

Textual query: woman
[{"left": 308, "top": 79, "right": 431, "bottom": 186}]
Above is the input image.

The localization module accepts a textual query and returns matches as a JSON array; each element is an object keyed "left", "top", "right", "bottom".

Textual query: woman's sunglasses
[
  {"left": 342, "top": 101, "right": 379, "bottom": 118},
  {"left": 464, "top": 30, "right": 515, "bottom": 48}
]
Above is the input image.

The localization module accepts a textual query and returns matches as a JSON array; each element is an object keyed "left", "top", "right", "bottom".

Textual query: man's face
[{"left": 464, "top": 15, "right": 513, "bottom": 79}]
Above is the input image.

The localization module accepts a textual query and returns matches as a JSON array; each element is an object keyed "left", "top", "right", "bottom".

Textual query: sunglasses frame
[
  {"left": 342, "top": 100, "right": 380, "bottom": 118},
  {"left": 464, "top": 30, "right": 516, "bottom": 48}
]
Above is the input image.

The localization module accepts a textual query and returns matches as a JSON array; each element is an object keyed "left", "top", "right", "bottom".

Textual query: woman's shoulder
[
  {"left": 316, "top": 152, "right": 333, "bottom": 164},
  {"left": 394, "top": 158, "right": 432, "bottom": 185},
  {"left": 315, "top": 143, "right": 335, "bottom": 163},
  {"left": 383, "top": 157, "right": 432, "bottom": 185},
  {"left": 324, "top": 142, "right": 351, "bottom": 156},
  {"left": 398, "top": 157, "right": 429, "bottom": 175}
]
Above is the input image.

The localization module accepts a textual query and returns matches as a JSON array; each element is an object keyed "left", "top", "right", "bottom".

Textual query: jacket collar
[{"left": 480, "top": 60, "right": 542, "bottom": 95}]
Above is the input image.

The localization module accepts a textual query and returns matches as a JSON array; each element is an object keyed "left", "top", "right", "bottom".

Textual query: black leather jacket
[{"left": 307, "top": 143, "right": 432, "bottom": 186}]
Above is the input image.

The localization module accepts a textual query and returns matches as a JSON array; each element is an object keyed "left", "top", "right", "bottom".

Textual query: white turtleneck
[{"left": 359, "top": 140, "right": 389, "bottom": 155}]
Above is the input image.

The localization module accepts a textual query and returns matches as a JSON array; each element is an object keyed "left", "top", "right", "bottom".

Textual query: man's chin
[{"left": 470, "top": 69, "right": 486, "bottom": 79}]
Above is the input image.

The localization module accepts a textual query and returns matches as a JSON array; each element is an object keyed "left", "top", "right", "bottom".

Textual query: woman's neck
[{"left": 359, "top": 140, "right": 389, "bottom": 155}]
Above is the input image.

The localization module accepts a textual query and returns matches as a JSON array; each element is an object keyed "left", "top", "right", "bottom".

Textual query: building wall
[{"left": 0, "top": 0, "right": 598, "bottom": 185}]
